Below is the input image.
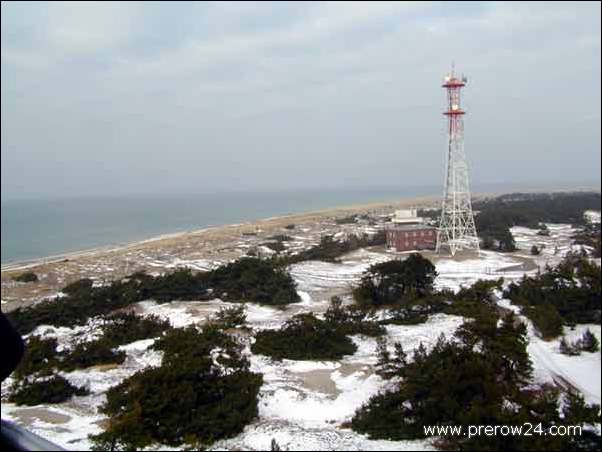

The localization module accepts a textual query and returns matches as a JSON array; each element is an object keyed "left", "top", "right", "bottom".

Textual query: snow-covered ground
[
  {"left": 2, "top": 220, "right": 600, "bottom": 451},
  {"left": 434, "top": 250, "right": 533, "bottom": 293},
  {"left": 529, "top": 324, "right": 601, "bottom": 405},
  {"left": 498, "top": 298, "right": 601, "bottom": 406}
]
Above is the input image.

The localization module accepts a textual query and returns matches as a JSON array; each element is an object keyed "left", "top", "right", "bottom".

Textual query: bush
[
  {"left": 353, "top": 254, "right": 437, "bottom": 307},
  {"left": 475, "top": 192, "right": 601, "bottom": 254},
  {"left": 531, "top": 245, "right": 541, "bottom": 255},
  {"left": 384, "top": 307, "right": 429, "bottom": 325},
  {"left": 62, "top": 277, "right": 94, "bottom": 295},
  {"left": 351, "top": 313, "right": 600, "bottom": 450},
  {"left": 12, "top": 271, "right": 38, "bottom": 283},
  {"left": 7, "top": 258, "right": 301, "bottom": 335},
  {"left": 324, "top": 296, "right": 386, "bottom": 337},
  {"left": 9, "top": 376, "right": 89, "bottom": 406},
  {"left": 525, "top": 304, "right": 564, "bottom": 340},
  {"left": 14, "top": 336, "right": 59, "bottom": 378},
  {"left": 101, "top": 312, "right": 170, "bottom": 347},
  {"left": 537, "top": 224, "right": 551, "bottom": 236},
  {"left": 209, "top": 257, "right": 300, "bottom": 305},
  {"left": 59, "top": 339, "right": 126, "bottom": 372},
  {"left": 559, "top": 336, "right": 580, "bottom": 356},
  {"left": 266, "top": 234, "right": 292, "bottom": 242},
  {"left": 440, "top": 279, "right": 503, "bottom": 320},
  {"left": 277, "top": 232, "right": 386, "bottom": 265},
  {"left": 575, "top": 329, "right": 600, "bottom": 353},
  {"left": 573, "top": 222, "right": 601, "bottom": 258},
  {"left": 335, "top": 214, "right": 357, "bottom": 225},
  {"left": 505, "top": 254, "right": 601, "bottom": 336},
  {"left": 375, "top": 336, "right": 407, "bottom": 379},
  {"left": 252, "top": 313, "right": 357, "bottom": 360},
  {"left": 261, "top": 241, "right": 286, "bottom": 253},
  {"left": 211, "top": 305, "right": 247, "bottom": 329},
  {"left": 473, "top": 192, "right": 601, "bottom": 228},
  {"left": 6, "top": 274, "right": 162, "bottom": 335},
  {"left": 91, "top": 326, "right": 262, "bottom": 450}
]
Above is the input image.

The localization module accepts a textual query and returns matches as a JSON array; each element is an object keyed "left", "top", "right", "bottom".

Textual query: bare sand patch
[{"left": 12, "top": 408, "right": 71, "bottom": 425}]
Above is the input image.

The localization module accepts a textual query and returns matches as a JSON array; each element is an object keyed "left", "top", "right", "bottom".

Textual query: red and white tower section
[{"left": 436, "top": 66, "right": 479, "bottom": 256}]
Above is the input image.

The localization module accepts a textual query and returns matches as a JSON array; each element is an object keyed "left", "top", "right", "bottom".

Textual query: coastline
[
  {"left": 1, "top": 194, "right": 440, "bottom": 273},
  {"left": 2, "top": 185, "right": 599, "bottom": 272},
  {"left": 0, "top": 193, "right": 445, "bottom": 310},
  {"left": 2, "top": 187, "right": 599, "bottom": 310}
]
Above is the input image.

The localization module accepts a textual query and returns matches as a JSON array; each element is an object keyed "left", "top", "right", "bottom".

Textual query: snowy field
[{"left": 2, "top": 220, "right": 600, "bottom": 451}]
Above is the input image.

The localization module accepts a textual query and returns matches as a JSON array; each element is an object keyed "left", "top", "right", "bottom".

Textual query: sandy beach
[
  {"left": 3, "top": 186, "right": 599, "bottom": 311},
  {"left": 1, "top": 194, "right": 450, "bottom": 311}
]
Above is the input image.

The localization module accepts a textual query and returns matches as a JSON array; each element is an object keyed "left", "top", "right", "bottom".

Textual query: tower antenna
[{"left": 436, "top": 65, "right": 480, "bottom": 256}]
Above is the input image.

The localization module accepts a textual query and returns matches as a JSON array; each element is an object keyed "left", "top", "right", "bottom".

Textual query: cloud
[{"left": 1, "top": 1, "right": 600, "bottom": 198}]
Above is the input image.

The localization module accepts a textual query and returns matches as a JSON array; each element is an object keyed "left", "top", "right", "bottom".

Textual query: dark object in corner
[
  {"left": 0, "top": 312, "right": 24, "bottom": 382},
  {"left": 0, "top": 312, "right": 65, "bottom": 451}
]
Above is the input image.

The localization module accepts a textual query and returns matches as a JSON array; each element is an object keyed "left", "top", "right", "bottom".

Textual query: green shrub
[
  {"left": 473, "top": 192, "right": 601, "bottom": 227},
  {"left": 353, "top": 254, "right": 437, "bottom": 306},
  {"left": 351, "top": 313, "right": 599, "bottom": 450},
  {"left": 261, "top": 241, "right": 286, "bottom": 253},
  {"left": 59, "top": 339, "right": 126, "bottom": 372},
  {"left": 62, "top": 277, "right": 94, "bottom": 295},
  {"left": 252, "top": 313, "right": 357, "bottom": 360},
  {"left": 276, "top": 232, "right": 386, "bottom": 266},
  {"left": 208, "top": 257, "right": 300, "bottom": 305},
  {"left": 324, "top": 296, "right": 386, "bottom": 336},
  {"left": 211, "top": 305, "right": 247, "bottom": 329},
  {"left": 575, "top": 328, "right": 600, "bottom": 353},
  {"left": 12, "top": 271, "right": 39, "bottom": 283},
  {"left": 266, "top": 234, "right": 292, "bottom": 242},
  {"left": 375, "top": 336, "right": 407, "bottom": 379},
  {"left": 384, "top": 309, "right": 429, "bottom": 325},
  {"left": 525, "top": 305, "right": 564, "bottom": 340},
  {"left": 7, "top": 258, "right": 300, "bottom": 335},
  {"left": 14, "top": 336, "right": 59, "bottom": 378},
  {"left": 505, "top": 254, "right": 601, "bottom": 335},
  {"left": 101, "top": 312, "right": 170, "bottom": 347},
  {"left": 335, "top": 214, "right": 357, "bottom": 225},
  {"left": 559, "top": 336, "right": 580, "bottom": 356},
  {"left": 9, "top": 376, "right": 89, "bottom": 406},
  {"left": 91, "top": 326, "right": 262, "bottom": 450},
  {"left": 537, "top": 224, "right": 551, "bottom": 236}
]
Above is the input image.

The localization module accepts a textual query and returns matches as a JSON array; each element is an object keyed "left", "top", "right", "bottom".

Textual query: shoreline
[
  {"left": 1, "top": 195, "right": 440, "bottom": 273},
  {"left": 0, "top": 193, "right": 443, "bottom": 310},
  {"left": 1, "top": 188, "right": 599, "bottom": 311},
  {"left": 3, "top": 186, "right": 599, "bottom": 273}
]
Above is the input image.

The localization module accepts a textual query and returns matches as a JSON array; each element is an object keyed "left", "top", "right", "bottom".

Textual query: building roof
[{"left": 386, "top": 224, "right": 436, "bottom": 231}]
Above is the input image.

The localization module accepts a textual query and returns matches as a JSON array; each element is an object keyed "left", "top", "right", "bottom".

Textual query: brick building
[
  {"left": 386, "top": 224, "right": 437, "bottom": 252},
  {"left": 385, "top": 209, "right": 437, "bottom": 252}
]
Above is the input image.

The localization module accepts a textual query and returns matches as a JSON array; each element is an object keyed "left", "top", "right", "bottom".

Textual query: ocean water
[
  {"left": 1, "top": 186, "right": 440, "bottom": 265},
  {"left": 3, "top": 181, "right": 596, "bottom": 265}
]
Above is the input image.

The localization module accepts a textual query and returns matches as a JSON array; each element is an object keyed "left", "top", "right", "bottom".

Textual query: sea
[
  {"left": 1, "top": 182, "right": 595, "bottom": 265},
  {"left": 1, "top": 186, "right": 438, "bottom": 265}
]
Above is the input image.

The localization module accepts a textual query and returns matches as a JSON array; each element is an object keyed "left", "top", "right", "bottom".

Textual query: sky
[{"left": 1, "top": 1, "right": 600, "bottom": 199}]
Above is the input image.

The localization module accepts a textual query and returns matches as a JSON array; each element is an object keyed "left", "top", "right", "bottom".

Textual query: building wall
[{"left": 386, "top": 228, "right": 437, "bottom": 252}]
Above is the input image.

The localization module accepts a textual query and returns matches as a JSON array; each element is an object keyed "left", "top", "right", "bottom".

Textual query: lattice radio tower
[{"left": 436, "top": 65, "right": 480, "bottom": 256}]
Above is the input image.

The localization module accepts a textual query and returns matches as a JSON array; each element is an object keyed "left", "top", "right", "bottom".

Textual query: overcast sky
[{"left": 1, "top": 1, "right": 600, "bottom": 199}]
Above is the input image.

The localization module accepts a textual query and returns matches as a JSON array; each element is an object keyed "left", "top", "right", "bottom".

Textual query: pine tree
[
  {"left": 579, "top": 329, "right": 600, "bottom": 353},
  {"left": 559, "top": 337, "right": 579, "bottom": 356}
]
